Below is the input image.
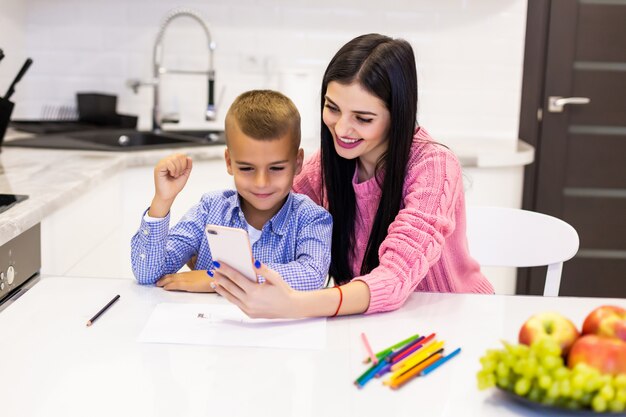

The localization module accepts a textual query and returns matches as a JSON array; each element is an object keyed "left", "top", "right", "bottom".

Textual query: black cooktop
[{"left": 0, "top": 194, "right": 28, "bottom": 214}]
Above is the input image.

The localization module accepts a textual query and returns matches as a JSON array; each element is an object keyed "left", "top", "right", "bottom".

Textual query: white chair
[{"left": 466, "top": 206, "right": 579, "bottom": 296}]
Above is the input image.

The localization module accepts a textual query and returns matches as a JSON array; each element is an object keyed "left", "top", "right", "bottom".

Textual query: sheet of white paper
[{"left": 137, "top": 303, "right": 327, "bottom": 350}]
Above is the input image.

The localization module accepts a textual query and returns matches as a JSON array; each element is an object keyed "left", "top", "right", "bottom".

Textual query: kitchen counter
[
  {"left": 0, "top": 132, "right": 227, "bottom": 246},
  {"left": 0, "top": 129, "right": 533, "bottom": 247}
]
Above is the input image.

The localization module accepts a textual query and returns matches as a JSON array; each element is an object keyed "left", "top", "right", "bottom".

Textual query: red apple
[
  {"left": 582, "top": 305, "right": 626, "bottom": 341},
  {"left": 568, "top": 334, "right": 626, "bottom": 375},
  {"left": 519, "top": 311, "right": 580, "bottom": 355}
]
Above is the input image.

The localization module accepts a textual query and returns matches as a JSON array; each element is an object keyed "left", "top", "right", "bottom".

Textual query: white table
[{"left": 0, "top": 276, "right": 617, "bottom": 417}]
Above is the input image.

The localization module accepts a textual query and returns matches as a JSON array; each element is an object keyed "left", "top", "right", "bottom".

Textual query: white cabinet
[
  {"left": 62, "top": 158, "right": 233, "bottom": 279},
  {"left": 41, "top": 173, "right": 123, "bottom": 276}
]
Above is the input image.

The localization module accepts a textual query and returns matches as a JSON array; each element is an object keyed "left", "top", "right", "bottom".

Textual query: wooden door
[{"left": 519, "top": 0, "right": 626, "bottom": 296}]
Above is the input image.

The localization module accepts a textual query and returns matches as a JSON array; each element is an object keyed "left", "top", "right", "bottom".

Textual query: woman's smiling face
[{"left": 322, "top": 81, "right": 391, "bottom": 179}]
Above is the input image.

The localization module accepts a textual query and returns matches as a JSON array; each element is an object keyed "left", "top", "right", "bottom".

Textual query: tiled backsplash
[{"left": 1, "top": 0, "right": 527, "bottom": 148}]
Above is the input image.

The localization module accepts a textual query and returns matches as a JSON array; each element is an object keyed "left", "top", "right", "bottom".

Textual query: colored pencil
[
  {"left": 388, "top": 333, "right": 435, "bottom": 363},
  {"left": 363, "top": 333, "right": 420, "bottom": 363},
  {"left": 361, "top": 332, "right": 378, "bottom": 365},
  {"left": 390, "top": 340, "right": 444, "bottom": 372},
  {"left": 384, "top": 347, "right": 444, "bottom": 385},
  {"left": 86, "top": 294, "right": 120, "bottom": 326},
  {"left": 355, "top": 350, "right": 394, "bottom": 385},
  {"left": 390, "top": 353, "right": 443, "bottom": 389},
  {"left": 421, "top": 347, "right": 462, "bottom": 376},
  {"left": 355, "top": 360, "right": 388, "bottom": 388}
]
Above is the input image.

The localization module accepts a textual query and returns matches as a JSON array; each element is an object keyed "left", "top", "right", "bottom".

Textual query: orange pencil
[{"left": 390, "top": 352, "right": 443, "bottom": 389}]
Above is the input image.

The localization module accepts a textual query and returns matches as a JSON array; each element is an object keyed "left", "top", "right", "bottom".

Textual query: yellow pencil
[
  {"left": 390, "top": 353, "right": 443, "bottom": 390},
  {"left": 390, "top": 340, "right": 444, "bottom": 372}
]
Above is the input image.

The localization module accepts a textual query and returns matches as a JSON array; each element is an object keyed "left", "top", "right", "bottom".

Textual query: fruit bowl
[
  {"left": 497, "top": 387, "right": 626, "bottom": 416},
  {"left": 477, "top": 339, "right": 626, "bottom": 414}
]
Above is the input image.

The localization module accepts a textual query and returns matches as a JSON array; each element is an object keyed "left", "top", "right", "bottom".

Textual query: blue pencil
[{"left": 421, "top": 347, "right": 461, "bottom": 376}]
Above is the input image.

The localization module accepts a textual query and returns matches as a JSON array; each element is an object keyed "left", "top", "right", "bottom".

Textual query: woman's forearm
[{"left": 294, "top": 280, "right": 371, "bottom": 317}]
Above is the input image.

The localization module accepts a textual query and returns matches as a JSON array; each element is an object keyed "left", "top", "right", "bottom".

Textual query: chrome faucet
[{"left": 127, "top": 8, "right": 216, "bottom": 132}]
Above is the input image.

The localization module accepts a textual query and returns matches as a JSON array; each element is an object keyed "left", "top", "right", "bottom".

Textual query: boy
[{"left": 131, "top": 90, "right": 332, "bottom": 292}]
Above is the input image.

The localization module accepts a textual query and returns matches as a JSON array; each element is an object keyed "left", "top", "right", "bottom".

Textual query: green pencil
[{"left": 364, "top": 333, "right": 421, "bottom": 363}]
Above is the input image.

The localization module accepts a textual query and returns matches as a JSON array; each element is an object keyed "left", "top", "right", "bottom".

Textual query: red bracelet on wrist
[{"left": 331, "top": 285, "right": 343, "bottom": 317}]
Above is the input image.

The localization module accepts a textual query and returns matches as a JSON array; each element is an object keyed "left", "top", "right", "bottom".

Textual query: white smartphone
[{"left": 205, "top": 224, "right": 258, "bottom": 282}]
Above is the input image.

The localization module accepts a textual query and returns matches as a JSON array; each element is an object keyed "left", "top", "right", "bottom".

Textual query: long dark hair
[{"left": 321, "top": 33, "right": 418, "bottom": 285}]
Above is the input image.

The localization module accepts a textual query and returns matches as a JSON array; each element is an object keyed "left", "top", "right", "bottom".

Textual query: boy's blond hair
[{"left": 225, "top": 90, "right": 301, "bottom": 151}]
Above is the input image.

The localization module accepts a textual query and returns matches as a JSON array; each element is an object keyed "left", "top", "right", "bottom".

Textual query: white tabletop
[{"left": 0, "top": 276, "right": 615, "bottom": 417}]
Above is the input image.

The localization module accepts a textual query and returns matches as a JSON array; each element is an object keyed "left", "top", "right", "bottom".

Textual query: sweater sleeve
[
  {"left": 292, "top": 151, "right": 324, "bottom": 206},
  {"left": 354, "top": 146, "right": 464, "bottom": 313}
]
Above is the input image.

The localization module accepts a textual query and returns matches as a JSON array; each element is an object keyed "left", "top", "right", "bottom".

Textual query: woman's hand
[
  {"left": 212, "top": 262, "right": 301, "bottom": 319},
  {"left": 156, "top": 270, "right": 215, "bottom": 292}
]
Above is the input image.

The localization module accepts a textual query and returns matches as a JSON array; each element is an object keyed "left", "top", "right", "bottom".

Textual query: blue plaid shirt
[{"left": 131, "top": 190, "right": 332, "bottom": 291}]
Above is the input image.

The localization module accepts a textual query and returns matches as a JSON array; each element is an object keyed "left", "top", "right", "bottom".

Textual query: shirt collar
[{"left": 224, "top": 190, "right": 293, "bottom": 236}]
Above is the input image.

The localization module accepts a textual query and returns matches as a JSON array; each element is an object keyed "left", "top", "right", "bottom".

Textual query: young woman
[{"left": 211, "top": 33, "right": 494, "bottom": 318}]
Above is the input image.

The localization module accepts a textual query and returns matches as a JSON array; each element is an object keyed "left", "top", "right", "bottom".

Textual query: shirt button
[
  {"left": 140, "top": 254, "right": 146, "bottom": 260},
  {"left": 143, "top": 229, "right": 149, "bottom": 235}
]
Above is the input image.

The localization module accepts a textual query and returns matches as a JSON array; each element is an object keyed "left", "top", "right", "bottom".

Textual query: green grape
[
  {"left": 542, "top": 396, "right": 557, "bottom": 406},
  {"left": 485, "top": 349, "right": 501, "bottom": 361},
  {"left": 614, "top": 374, "right": 626, "bottom": 390},
  {"left": 572, "top": 362, "right": 593, "bottom": 375},
  {"left": 600, "top": 384, "right": 615, "bottom": 401},
  {"left": 514, "top": 378, "right": 532, "bottom": 396},
  {"left": 564, "top": 399, "right": 582, "bottom": 410},
  {"left": 477, "top": 370, "right": 496, "bottom": 390},
  {"left": 615, "top": 388, "right": 626, "bottom": 403},
  {"left": 559, "top": 379, "right": 572, "bottom": 397},
  {"left": 547, "top": 383, "right": 561, "bottom": 399},
  {"left": 609, "top": 398, "right": 626, "bottom": 413},
  {"left": 532, "top": 338, "right": 562, "bottom": 357},
  {"left": 580, "top": 392, "right": 594, "bottom": 407},
  {"left": 496, "top": 361, "right": 510, "bottom": 378},
  {"left": 536, "top": 365, "right": 547, "bottom": 378},
  {"left": 541, "top": 355, "right": 562, "bottom": 371},
  {"left": 553, "top": 367, "right": 570, "bottom": 381},
  {"left": 585, "top": 375, "right": 602, "bottom": 392},
  {"left": 592, "top": 394, "right": 608, "bottom": 413},
  {"left": 502, "top": 353, "right": 516, "bottom": 368},
  {"left": 497, "top": 375, "right": 511, "bottom": 389},
  {"left": 511, "top": 343, "right": 530, "bottom": 358},
  {"left": 571, "top": 373, "right": 585, "bottom": 390},
  {"left": 513, "top": 359, "right": 526, "bottom": 376},
  {"left": 480, "top": 357, "right": 497, "bottom": 373},
  {"left": 523, "top": 357, "right": 538, "bottom": 379},
  {"left": 528, "top": 386, "right": 543, "bottom": 403},
  {"left": 538, "top": 374, "right": 553, "bottom": 390},
  {"left": 600, "top": 374, "right": 612, "bottom": 387},
  {"left": 571, "top": 388, "right": 584, "bottom": 400}
]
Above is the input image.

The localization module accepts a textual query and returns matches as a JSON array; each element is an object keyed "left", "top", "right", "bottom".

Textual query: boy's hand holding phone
[{"left": 149, "top": 154, "right": 193, "bottom": 218}]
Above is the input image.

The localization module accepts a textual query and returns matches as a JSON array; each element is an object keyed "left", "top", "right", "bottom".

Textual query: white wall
[
  {"left": 3, "top": 0, "right": 527, "bottom": 149},
  {"left": 0, "top": 0, "right": 27, "bottom": 102}
]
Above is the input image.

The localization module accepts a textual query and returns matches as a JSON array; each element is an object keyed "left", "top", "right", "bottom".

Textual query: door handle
[{"left": 548, "top": 96, "right": 591, "bottom": 113}]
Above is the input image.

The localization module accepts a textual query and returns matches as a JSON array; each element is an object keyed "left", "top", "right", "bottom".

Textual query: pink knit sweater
[{"left": 293, "top": 127, "right": 494, "bottom": 314}]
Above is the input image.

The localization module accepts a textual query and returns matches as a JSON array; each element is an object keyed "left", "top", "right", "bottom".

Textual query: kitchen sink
[{"left": 2, "top": 128, "right": 225, "bottom": 151}]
